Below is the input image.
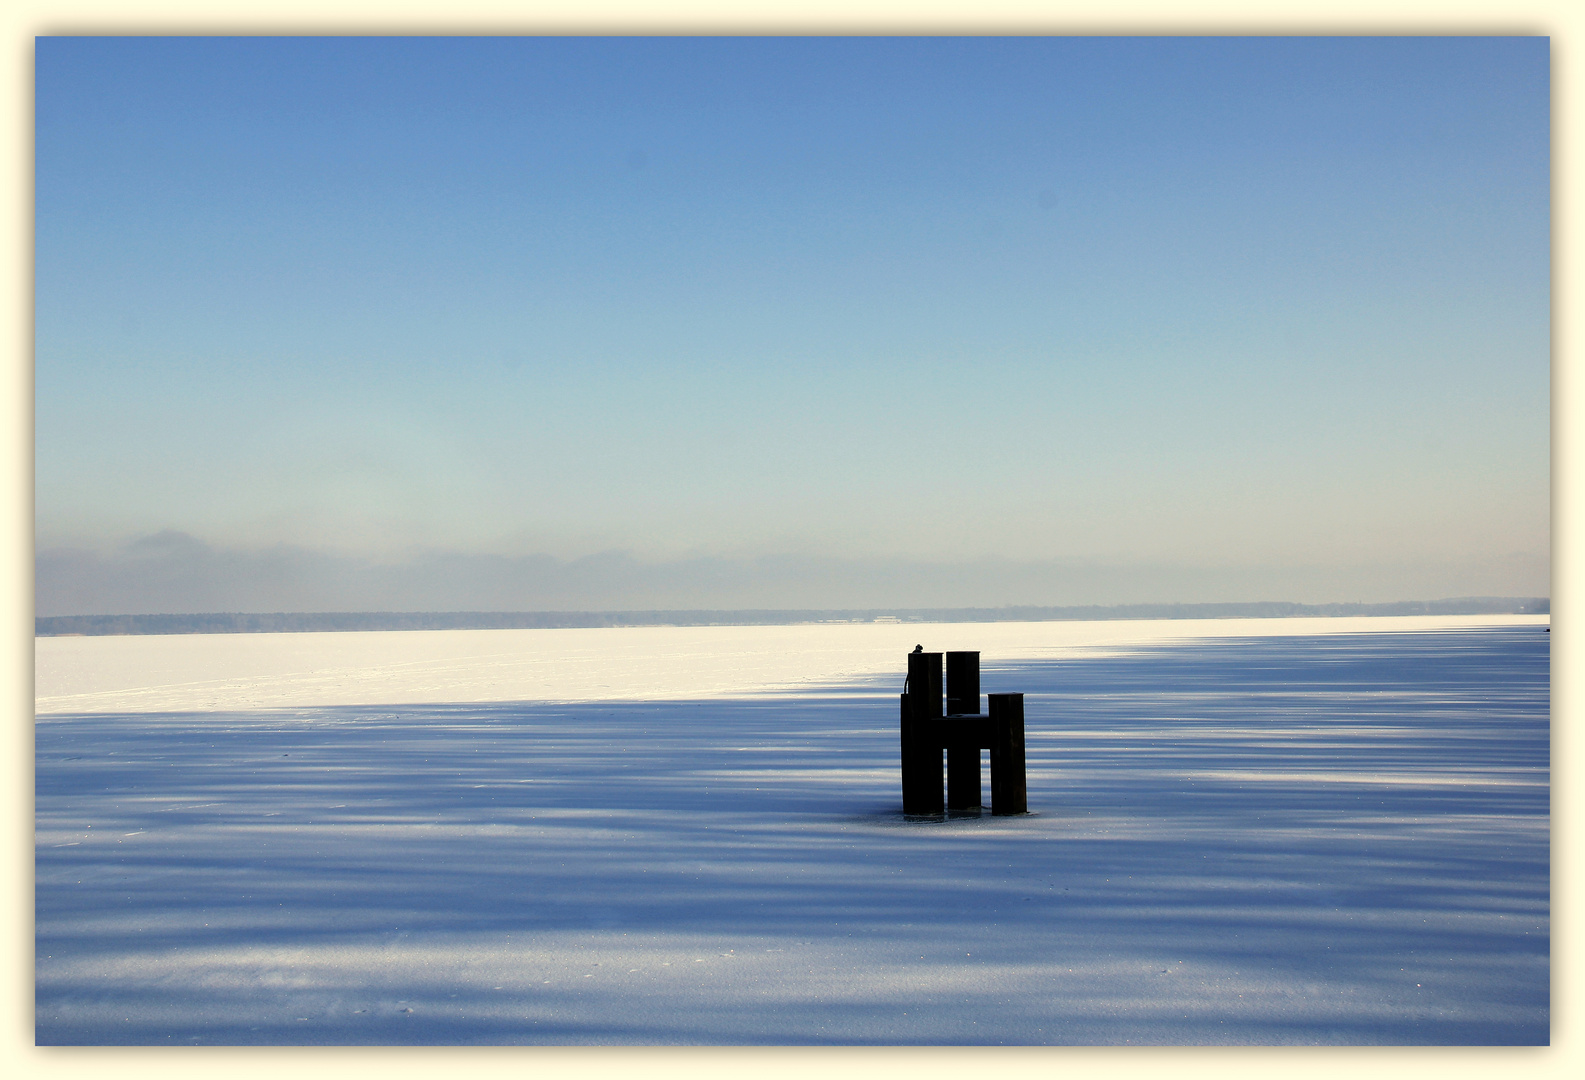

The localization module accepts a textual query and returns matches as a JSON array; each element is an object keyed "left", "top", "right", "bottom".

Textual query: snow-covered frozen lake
[{"left": 34, "top": 616, "right": 1550, "bottom": 1044}]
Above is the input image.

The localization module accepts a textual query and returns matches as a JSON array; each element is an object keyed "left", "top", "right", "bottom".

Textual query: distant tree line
[{"left": 34, "top": 597, "right": 1549, "bottom": 636}]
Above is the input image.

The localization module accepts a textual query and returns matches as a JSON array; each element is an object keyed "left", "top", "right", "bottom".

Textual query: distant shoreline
[{"left": 34, "top": 598, "right": 1549, "bottom": 637}]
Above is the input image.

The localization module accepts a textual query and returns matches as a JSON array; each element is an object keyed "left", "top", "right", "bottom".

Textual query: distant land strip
[{"left": 35, "top": 598, "right": 1549, "bottom": 636}]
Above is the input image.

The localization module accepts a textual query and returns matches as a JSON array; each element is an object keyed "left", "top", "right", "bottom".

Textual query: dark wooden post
[
  {"left": 945, "top": 651, "right": 979, "bottom": 715},
  {"left": 898, "top": 692, "right": 914, "bottom": 807},
  {"left": 988, "top": 692, "right": 1027, "bottom": 815},
  {"left": 901, "top": 651, "right": 943, "bottom": 815},
  {"left": 945, "top": 651, "right": 981, "bottom": 811}
]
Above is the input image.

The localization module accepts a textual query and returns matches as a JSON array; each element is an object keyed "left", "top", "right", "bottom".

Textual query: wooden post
[
  {"left": 899, "top": 691, "right": 912, "bottom": 807},
  {"left": 901, "top": 651, "right": 943, "bottom": 815},
  {"left": 988, "top": 692, "right": 1027, "bottom": 815},
  {"left": 945, "top": 651, "right": 979, "bottom": 715},
  {"left": 945, "top": 651, "right": 981, "bottom": 811}
]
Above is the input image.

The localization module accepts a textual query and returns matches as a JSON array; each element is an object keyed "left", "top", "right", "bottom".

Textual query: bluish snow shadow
[{"left": 35, "top": 624, "right": 1548, "bottom": 1045}]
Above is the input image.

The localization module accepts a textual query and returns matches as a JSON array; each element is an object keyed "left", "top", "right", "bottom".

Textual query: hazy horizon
[
  {"left": 35, "top": 37, "right": 1550, "bottom": 614},
  {"left": 33, "top": 526, "right": 1546, "bottom": 618}
]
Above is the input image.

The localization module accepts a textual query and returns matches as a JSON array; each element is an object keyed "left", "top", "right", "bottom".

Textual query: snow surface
[{"left": 34, "top": 616, "right": 1549, "bottom": 1044}]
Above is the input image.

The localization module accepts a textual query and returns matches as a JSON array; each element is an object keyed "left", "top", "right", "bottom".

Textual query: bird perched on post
[{"left": 912, "top": 645, "right": 923, "bottom": 653}]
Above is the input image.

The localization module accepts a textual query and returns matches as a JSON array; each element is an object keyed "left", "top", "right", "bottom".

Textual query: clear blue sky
[{"left": 34, "top": 37, "right": 1550, "bottom": 612}]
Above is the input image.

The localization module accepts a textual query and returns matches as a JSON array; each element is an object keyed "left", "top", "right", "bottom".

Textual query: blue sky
[{"left": 34, "top": 37, "right": 1550, "bottom": 612}]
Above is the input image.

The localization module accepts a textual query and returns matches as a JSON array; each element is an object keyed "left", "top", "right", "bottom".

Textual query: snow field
[{"left": 34, "top": 617, "right": 1549, "bottom": 1044}]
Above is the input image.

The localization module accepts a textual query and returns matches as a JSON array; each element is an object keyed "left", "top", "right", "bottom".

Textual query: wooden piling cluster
[{"left": 900, "top": 650, "right": 1026, "bottom": 816}]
